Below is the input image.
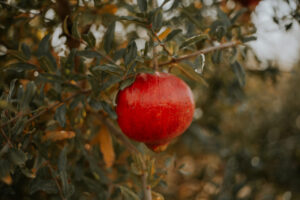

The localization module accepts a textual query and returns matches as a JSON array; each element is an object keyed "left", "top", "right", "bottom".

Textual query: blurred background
[{"left": 0, "top": 0, "right": 299, "bottom": 200}]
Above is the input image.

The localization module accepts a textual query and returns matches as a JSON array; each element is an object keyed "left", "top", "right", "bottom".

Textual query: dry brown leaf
[
  {"left": 98, "top": 125, "right": 115, "bottom": 168},
  {"left": 97, "top": 4, "right": 118, "bottom": 15},
  {"left": 42, "top": 130, "right": 75, "bottom": 142},
  {"left": 152, "top": 191, "right": 165, "bottom": 200},
  {"left": 1, "top": 175, "right": 12, "bottom": 185},
  {"left": 158, "top": 28, "right": 171, "bottom": 41}
]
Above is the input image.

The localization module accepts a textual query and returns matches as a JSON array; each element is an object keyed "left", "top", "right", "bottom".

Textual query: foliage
[{"left": 0, "top": 0, "right": 299, "bottom": 200}]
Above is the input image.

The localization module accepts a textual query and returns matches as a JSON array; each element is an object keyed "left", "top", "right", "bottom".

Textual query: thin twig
[
  {"left": 158, "top": 41, "right": 241, "bottom": 67},
  {"left": 0, "top": 129, "right": 13, "bottom": 148},
  {"left": 0, "top": 90, "right": 91, "bottom": 129},
  {"left": 0, "top": 112, "right": 23, "bottom": 129},
  {"left": 151, "top": 29, "right": 172, "bottom": 56},
  {"left": 46, "top": 162, "right": 66, "bottom": 200}
]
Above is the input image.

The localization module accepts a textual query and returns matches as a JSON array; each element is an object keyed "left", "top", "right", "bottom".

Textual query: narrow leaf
[
  {"left": 103, "top": 21, "right": 116, "bottom": 53},
  {"left": 77, "top": 50, "right": 102, "bottom": 58},
  {"left": 241, "top": 36, "right": 257, "bottom": 43},
  {"left": 179, "top": 34, "right": 208, "bottom": 49},
  {"left": 21, "top": 43, "right": 31, "bottom": 60},
  {"left": 137, "top": 0, "right": 147, "bottom": 12},
  {"left": 92, "top": 64, "right": 124, "bottom": 76},
  {"left": 30, "top": 179, "right": 58, "bottom": 194},
  {"left": 152, "top": 9, "right": 163, "bottom": 32},
  {"left": 164, "top": 29, "right": 182, "bottom": 42},
  {"left": 120, "top": 77, "right": 135, "bottom": 90},
  {"left": 9, "top": 148, "right": 27, "bottom": 166},
  {"left": 55, "top": 104, "right": 67, "bottom": 127},
  {"left": 124, "top": 40, "right": 137, "bottom": 66},
  {"left": 82, "top": 32, "right": 96, "bottom": 48},
  {"left": 231, "top": 61, "right": 246, "bottom": 87},
  {"left": 101, "top": 101, "right": 117, "bottom": 119},
  {"left": 4, "top": 63, "right": 36, "bottom": 72},
  {"left": 119, "top": 186, "right": 140, "bottom": 200}
]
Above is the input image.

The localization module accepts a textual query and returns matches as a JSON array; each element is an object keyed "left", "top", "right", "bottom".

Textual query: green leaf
[
  {"left": 119, "top": 185, "right": 140, "bottom": 200},
  {"left": 152, "top": 9, "right": 163, "bottom": 32},
  {"left": 118, "top": 16, "right": 146, "bottom": 24},
  {"left": 12, "top": 117, "right": 26, "bottom": 136},
  {"left": 21, "top": 81, "right": 36, "bottom": 109},
  {"left": 72, "top": 14, "right": 81, "bottom": 39},
  {"left": 88, "top": 98, "right": 103, "bottom": 111},
  {"left": 241, "top": 36, "right": 257, "bottom": 43},
  {"left": 164, "top": 29, "right": 182, "bottom": 42},
  {"left": 101, "top": 101, "right": 117, "bottom": 119},
  {"left": 37, "top": 34, "right": 57, "bottom": 70},
  {"left": 38, "top": 56, "right": 56, "bottom": 72},
  {"left": 124, "top": 40, "right": 137, "bottom": 67},
  {"left": 7, "top": 50, "right": 28, "bottom": 61},
  {"left": 0, "top": 160, "right": 11, "bottom": 178},
  {"left": 179, "top": 34, "right": 208, "bottom": 49},
  {"left": 175, "top": 64, "right": 208, "bottom": 86},
  {"left": 231, "top": 61, "right": 246, "bottom": 87},
  {"left": 58, "top": 146, "right": 67, "bottom": 172},
  {"left": 100, "top": 75, "right": 122, "bottom": 91},
  {"left": 77, "top": 50, "right": 102, "bottom": 58},
  {"left": 212, "top": 50, "right": 222, "bottom": 64},
  {"left": 9, "top": 148, "right": 27, "bottom": 166},
  {"left": 8, "top": 79, "right": 17, "bottom": 101},
  {"left": 4, "top": 62, "right": 36, "bottom": 72},
  {"left": 137, "top": 0, "right": 147, "bottom": 12},
  {"left": 120, "top": 77, "right": 136, "bottom": 90},
  {"left": 30, "top": 179, "right": 58, "bottom": 194},
  {"left": 58, "top": 146, "right": 74, "bottom": 198},
  {"left": 103, "top": 21, "right": 116, "bottom": 53},
  {"left": 64, "top": 48, "right": 76, "bottom": 73},
  {"left": 37, "top": 34, "right": 51, "bottom": 56},
  {"left": 55, "top": 104, "right": 67, "bottom": 127},
  {"left": 91, "top": 64, "right": 124, "bottom": 76},
  {"left": 83, "top": 32, "right": 96, "bottom": 48},
  {"left": 21, "top": 43, "right": 31, "bottom": 60}
]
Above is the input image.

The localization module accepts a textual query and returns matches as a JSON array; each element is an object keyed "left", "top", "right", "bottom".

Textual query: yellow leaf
[
  {"left": 1, "top": 175, "right": 12, "bottom": 185},
  {"left": 98, "top": 125, "right": 115, "bottom": 168},
  {"left": 158, "top": 28, "right": 171, "bottom": 41},
  {"left": 42, "top": 130, "right": 75, "bottom": 142}
]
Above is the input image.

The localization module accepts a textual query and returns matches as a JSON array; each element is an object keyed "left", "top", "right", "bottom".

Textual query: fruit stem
[{"left": 153, "top": 43, "right": 158, "bottom": 71}]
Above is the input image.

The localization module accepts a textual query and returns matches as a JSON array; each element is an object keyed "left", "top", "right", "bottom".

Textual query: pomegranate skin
[{"left": 116, "top": 72, "right": 195, "bottom": 149}]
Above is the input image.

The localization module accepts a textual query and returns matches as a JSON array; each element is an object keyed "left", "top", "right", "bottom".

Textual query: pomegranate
[{"left": 116, "top": 72, "right": 195, "bottom": 152}]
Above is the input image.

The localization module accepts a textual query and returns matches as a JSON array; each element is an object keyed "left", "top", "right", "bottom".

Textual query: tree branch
[
  {"left": 99, "top": 115, "right": 152, "bottom": 200},
  {"left": 0, "top": 129, "right": 13, "bottom": 148},
  {"left": 0, "top": 90, "right": 91, "bottom": 129},
  {"left": 158, "top": 40, "right": 241, "bottom": 67},
  {"left": 151, "top": 29, "right": 172, "bottom": 56}
]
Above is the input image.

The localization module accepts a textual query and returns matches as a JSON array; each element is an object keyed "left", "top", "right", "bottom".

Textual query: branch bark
[{"left": 158, "top": 40, "right": 241, "bottom": 67}]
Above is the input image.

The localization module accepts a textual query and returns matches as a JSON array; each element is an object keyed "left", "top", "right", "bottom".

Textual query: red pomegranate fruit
[{"left": 116, "top": 72, "right": 195, "bottom": 152}]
